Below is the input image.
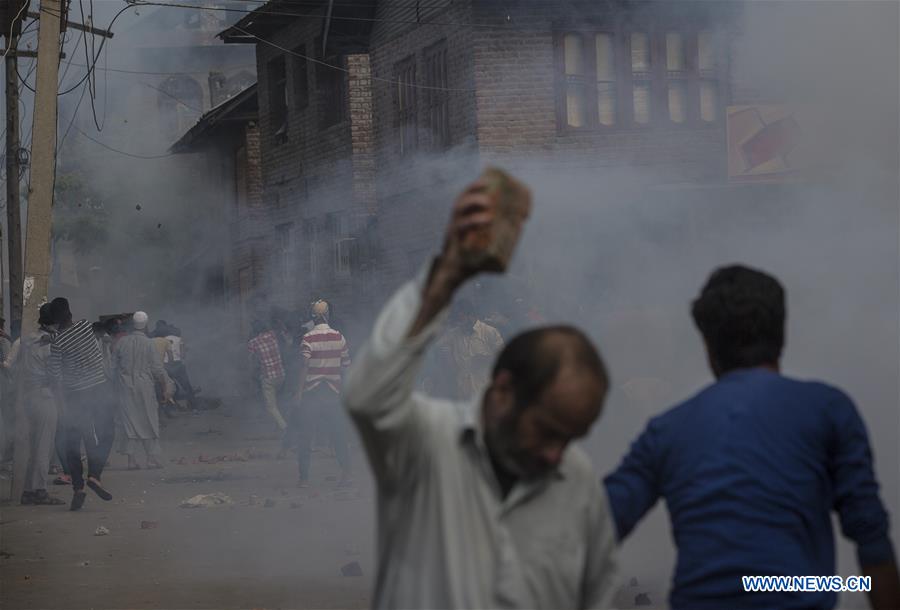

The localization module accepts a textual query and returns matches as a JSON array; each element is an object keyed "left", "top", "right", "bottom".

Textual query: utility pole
[
  {"left": 20, "top": 0, "right": 60, "bottom": 334},
  {"left": 5, "top": 26, "right": 22, "bottom": 338},
  {"left": 3, "top": 0, "right": 27, "bottom": 335}
]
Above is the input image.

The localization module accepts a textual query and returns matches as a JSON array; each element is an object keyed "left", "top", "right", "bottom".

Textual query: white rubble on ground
[{"left": 179, "top": 492, "right": 234, "bottom": 508}]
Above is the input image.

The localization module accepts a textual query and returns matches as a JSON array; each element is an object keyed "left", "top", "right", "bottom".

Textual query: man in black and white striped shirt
[{"left": 48, "top": 298, "right": 116, "bottom": 511}]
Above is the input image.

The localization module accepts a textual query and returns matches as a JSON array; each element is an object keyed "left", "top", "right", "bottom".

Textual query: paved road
[{"left": 0, "top": 402, "right": 375, "bottom": 610}]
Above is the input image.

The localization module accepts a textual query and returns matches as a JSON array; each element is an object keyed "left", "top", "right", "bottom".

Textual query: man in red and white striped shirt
[{"left": 293, "top": 300, "right": 352, "bottom": 487}]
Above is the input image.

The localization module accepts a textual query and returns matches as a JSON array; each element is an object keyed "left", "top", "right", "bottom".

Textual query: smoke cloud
[{"left": 3, "top": 1, "right": 894, "bottom": 608}]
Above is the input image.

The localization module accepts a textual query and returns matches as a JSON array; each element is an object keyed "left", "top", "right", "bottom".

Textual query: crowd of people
[
  {"left": 243, "top": 293, "right": 517, "bottom": 490},
  {"left": 0, "top": 299, "right": 198, "bottom": 510},
  {"left": 1, "top": 174, "right": 899, "bottom": 608}
]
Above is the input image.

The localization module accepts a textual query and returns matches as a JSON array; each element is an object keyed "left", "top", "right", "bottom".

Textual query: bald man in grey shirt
[{"left": 343, "top": 179, "right": 618, "bottom": 609}]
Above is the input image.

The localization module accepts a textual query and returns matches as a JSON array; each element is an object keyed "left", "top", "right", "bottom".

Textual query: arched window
[{"left": 158, "top": 75, "right": 203, "bottom": 137}]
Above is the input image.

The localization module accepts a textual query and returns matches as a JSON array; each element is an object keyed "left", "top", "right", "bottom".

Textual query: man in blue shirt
[{"left": 604, "top": 265, "right": 900, "bottom": 609}]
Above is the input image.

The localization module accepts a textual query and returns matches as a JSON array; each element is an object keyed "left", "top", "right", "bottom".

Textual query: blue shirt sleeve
[
  {"left": 828, "top": 391, "right": 896, "bottom": 567},
  {"left": 603, "top": 420, "right": 663, "bottom": 542}
]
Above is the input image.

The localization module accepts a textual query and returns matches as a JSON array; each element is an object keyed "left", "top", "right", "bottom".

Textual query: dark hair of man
[
  {"left": 49, "top": 297, "right": 72, "bottom": 326},
  {"left": 38, "top": 304, "right": 53, "bottom": 327},
  {"left": 691, "top": 265, "right": 786, "bottom": 373},
  {"left": 491, "top": 325, "right": 608, "bottom": 409},
  {"left": 103, "top": 318, "right": 120, "bottom": 335}
]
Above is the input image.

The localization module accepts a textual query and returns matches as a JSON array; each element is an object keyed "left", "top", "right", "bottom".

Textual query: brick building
[
  {"left": 170, "top": 84, "right": 265, "bottom": 337},
  {"left": 368, "top": 0, "right": 741, "bottom": 289},
  {"left": 219, "top": 0, "right": 381, "bottom": 343},
  {"left": 204, "top": 0, "right": 743, "bottom": 336}
]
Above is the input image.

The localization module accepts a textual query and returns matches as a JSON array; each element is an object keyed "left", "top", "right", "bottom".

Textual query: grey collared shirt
[{"left": 343, "top": 269, "right": 618, "bottom": 610}]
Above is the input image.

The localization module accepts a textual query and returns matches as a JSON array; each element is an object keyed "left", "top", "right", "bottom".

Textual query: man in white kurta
[
  {"left": 113, "top": 312, "right": 168, "bottom": 469},
  {"left": 343, "top": 179, "right": 618, "bottom": 609}
]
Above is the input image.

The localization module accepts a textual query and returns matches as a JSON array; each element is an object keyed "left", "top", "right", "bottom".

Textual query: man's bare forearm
[{"left": 408, "top": 258, "right": 466, "bottom": 339}]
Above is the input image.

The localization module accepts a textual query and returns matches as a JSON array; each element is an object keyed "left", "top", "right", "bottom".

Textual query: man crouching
[{"left": 342, "top": 175, "right": 618, "bottom": 609}]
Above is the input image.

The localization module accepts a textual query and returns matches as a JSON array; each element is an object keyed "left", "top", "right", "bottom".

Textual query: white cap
[{"left": 133, "top": 311, "right": 149, "bottom": 330}]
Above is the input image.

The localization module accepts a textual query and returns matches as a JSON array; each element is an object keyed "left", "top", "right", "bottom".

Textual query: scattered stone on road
[
  {"left": 179, "top": 493, "right": 233, "bottom": 508},
  {"left": 94, "top": 526, "right": 110, "bottom": 537}
]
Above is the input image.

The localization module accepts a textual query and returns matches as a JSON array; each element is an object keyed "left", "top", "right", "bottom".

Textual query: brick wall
[
  {"left": 368, "top": 0, "right": 480, "bottom": 293},
  {"left": 244, "top": 122, "right": 263, "bottom": 211},
  {"left": 469, "top": 1, "right": 734, "bottom": 183},
  {"left": 245, "top": 19, "right": 386, "bottom": 330},
  {"left": 253, "top": 17, "right": 352, "bottom": 315},
  {"left": 348, "top": 54, "right": 377, "bottom": 213},
  {"left": 225, "top": 120, "right": 273, "bottom": 336}
]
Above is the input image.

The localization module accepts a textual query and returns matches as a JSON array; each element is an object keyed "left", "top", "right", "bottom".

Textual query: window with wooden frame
[
  {"left": 630, "top": 31, "right": 652, "bottom": 125},
  {"left": 316, "top": 56, "right": 346, "bottom": 129},
  {"left": 394, "top": 56, "right": 418, "bottom": 156},
  {"left": 292, "top": 45, "right": 309, "bottom": 110},
  {"left": 556, "top": 28, "right": 723, "bottom": 130},
  {"left": 267, "top": 56, "right": 288, "bottom": 141},
  {"left": 423, "top": 41, "right": 450, "bottom": 150},
  {"left": 697, "top": 31, "right": 720, "bottom": 123}
]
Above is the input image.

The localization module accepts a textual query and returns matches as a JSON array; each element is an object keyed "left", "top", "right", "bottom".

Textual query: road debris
[
  {"left": 94, "top": 526, "right": 110, "bottom": 536},
  {"left": 186, "top": 448, "right": 273, "bottom": 464},
  {"left": 179, "top": 493, "right": 234, "bottom": 508},
  {"left": 140, "top": 521, "right": 159, "bottom": 530}
]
